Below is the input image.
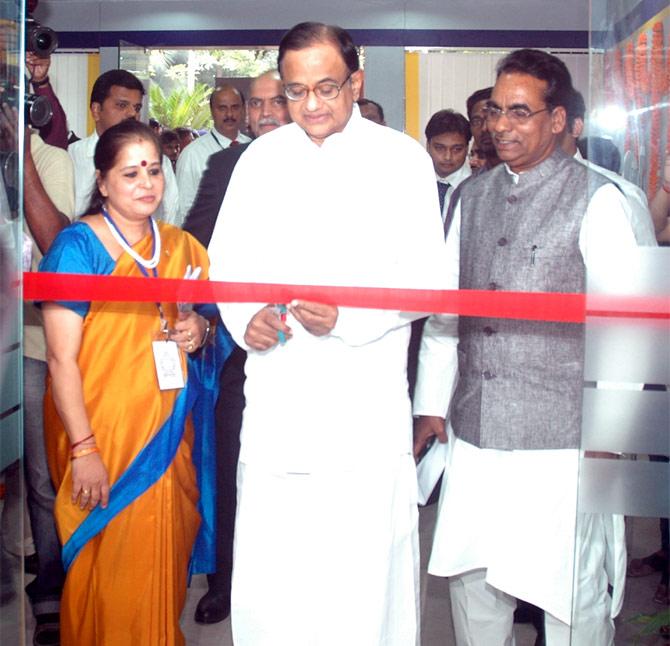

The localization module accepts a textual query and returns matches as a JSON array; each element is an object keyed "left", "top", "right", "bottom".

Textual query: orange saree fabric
[{"left": 44, "top": 222, "right": 209, "bottom": 646}]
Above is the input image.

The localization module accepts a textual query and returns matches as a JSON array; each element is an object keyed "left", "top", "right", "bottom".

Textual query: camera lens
[
  {"left": 35, "top": 31, "right": 54, "bottom": 53},
  {"left": 26, "top": 18, "right": 59, "bottom": 57},
  {"left": 26, "top": 95, "right": 52, "bottom": 128}
]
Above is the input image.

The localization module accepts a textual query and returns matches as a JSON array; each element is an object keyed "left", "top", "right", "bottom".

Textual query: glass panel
[
  {"left": 579, "top": 2, "right": 669, "bottom": 643},
  {"left": 118, "top": 40, "right": 151, "bottom": 123},
  {"left": 582, "top": 388, "right": 669, "bottom": 454},
  {"left": 0, "top": 0, "right": 25, "bottom": 641}
]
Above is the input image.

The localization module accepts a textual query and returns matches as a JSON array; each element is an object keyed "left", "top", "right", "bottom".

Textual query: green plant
[
  {"left": 627, "top": 607, "right": 670, "bottom": 644},
  {"left": 148, "top": 83, "right": 212, "bottom": 130}
]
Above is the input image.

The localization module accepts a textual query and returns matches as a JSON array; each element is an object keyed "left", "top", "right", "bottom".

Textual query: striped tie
[{"left": 437, "top": 181, "right": 450, "bottom": 214}]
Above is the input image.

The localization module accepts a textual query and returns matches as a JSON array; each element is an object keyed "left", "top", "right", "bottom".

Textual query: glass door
[{"left": 0, "top": 0, "right": 26, "bottom": 643}]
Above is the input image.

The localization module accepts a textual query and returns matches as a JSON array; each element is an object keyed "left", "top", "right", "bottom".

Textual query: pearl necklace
[{"left": 102, "top": 207, "right": 161, "bottom": 269}]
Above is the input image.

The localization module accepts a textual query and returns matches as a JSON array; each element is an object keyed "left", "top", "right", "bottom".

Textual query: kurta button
[
  {"left": 482, "top": 370, "right": 495, "bottom": 380},
  {"left": 497, "top": 237, "right": 507, "bottom": 246},
  {"left": 483, "top": 326, "right": 495, "bottom": 336},
  {"left": 507, "top": 195, "right": 517, "bottom": 204},
  {"left": 488, "top": 281, "right": 498, "bottom": 290}
]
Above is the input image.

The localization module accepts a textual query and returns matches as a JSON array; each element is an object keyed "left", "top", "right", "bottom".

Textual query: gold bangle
[{"left": 70, "top": 446, "right": 100, "bottom": 461}]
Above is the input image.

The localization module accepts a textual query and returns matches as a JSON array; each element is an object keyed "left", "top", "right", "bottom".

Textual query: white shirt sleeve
[
  {"left": 413, "top": 202, "right": 460, "bottom": 417},
  {"left": 157, "top": 156, "right": 180, "bottom": 225},
  {"left": 176, "top": 144, "right": 201, "bottom": 225},
  {"left": 579, "top": 182, "right": 644, "bottom": 267}
]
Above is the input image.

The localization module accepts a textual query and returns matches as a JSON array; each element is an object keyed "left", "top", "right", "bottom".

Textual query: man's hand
[
  {"left": 244, "top": 305, "right": 292, "bottom": 351},
  {"left": 288, "top": 300, "right": 338, "bottom": 336},
  {"left": 26, "top": 52, "right": 50, "bottom": 84},
  {"left": 413, "top": 415, "right": 447, "bottom": 460}
]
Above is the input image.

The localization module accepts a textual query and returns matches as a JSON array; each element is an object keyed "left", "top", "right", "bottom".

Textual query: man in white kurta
[
  {"left": 413, "top": 50, "right": 654, "bottom": 646},
  {"left": 208, "top": 22, "right": 447, "bottom": 646}
]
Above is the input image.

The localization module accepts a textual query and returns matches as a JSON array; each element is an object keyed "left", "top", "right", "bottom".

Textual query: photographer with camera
[{"left": 26, "top": 52, "right": 67, "bottom": 150}]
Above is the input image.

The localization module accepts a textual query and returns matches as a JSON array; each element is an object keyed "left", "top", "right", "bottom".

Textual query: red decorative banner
[{"left": 21, "top": 272, "right": 670, "bottom": 324}]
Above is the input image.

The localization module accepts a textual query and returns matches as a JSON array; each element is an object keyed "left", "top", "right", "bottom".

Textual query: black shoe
[
  {"left": 194, "top": 590, "right": 230, "bottom": 624},
  {"left": 33, "top": 613, "right": 60, "bottom": 646}
]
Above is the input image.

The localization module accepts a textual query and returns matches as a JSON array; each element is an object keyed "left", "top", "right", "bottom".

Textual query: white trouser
[
  {"left": 232, "top": 456, "right": 420, "bottom": 646},
  {"left": 449, "top": 513, "right": 615, "bottom": 646}
]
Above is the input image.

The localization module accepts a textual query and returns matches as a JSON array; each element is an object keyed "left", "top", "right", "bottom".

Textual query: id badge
[{"left": 152, "top": 340, "right": 185, "bottom": 390}]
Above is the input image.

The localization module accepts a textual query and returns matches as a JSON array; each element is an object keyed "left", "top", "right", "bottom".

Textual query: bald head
[
  {"left": 247, "top": 70, "right": 291, "bottom": 137},
  {"left": 210, "top": 84, "right": 245, "bottom": 140}
]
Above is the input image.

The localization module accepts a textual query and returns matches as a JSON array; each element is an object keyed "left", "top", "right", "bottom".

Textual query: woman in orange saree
[{"left": 41, "top": 121, "right": 223, "bottom": 645}]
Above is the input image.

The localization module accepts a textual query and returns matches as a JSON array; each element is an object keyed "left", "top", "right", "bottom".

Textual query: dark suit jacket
[{"left": 182, "top": 142, "right": 250, "bottom": 247}]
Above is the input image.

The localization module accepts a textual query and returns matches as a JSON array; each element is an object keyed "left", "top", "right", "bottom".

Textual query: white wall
[{"left": 48, "top": 53, "right": 89, "bottom": 138}]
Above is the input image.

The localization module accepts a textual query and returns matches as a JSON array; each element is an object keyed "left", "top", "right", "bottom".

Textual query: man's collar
[
  {"left": 212, "top": 129, "right": 236, "bottom": 146},
  {"left": 436, "top": 162, "right": 470, "bottom": 184},
  {"left": 503, "top": 146, "right": 567, "bottom": 184}
]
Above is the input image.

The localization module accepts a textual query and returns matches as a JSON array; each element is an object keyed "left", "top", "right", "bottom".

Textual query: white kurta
[
  {"left": 175, "top": 128, "right": 251, "bottom": 225},
  {"left": 414, "top": 167, "right": 649, "bottom": 626},
  {"left": 68, "top": 131, "right": 179, "bottom": 223},
  {"left": 209, "top": 107, "right": 448, "bottom": 645}
]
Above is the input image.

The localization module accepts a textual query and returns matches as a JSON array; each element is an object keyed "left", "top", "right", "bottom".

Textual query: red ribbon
[{"left": 21, "top": 272, "right": 669, "bottom": 324}]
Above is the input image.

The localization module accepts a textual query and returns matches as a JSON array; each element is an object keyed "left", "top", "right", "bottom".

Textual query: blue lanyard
[{"left": 101, "top": 207, "right": 168, "bottom": 332}]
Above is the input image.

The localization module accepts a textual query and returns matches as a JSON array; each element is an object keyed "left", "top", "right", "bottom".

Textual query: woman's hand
[
  {"left": 71, "top": 451, "right": 110, "bottom": 510},
  {"left": 170, "top": 310, "right": 208, "bottom": 353}
]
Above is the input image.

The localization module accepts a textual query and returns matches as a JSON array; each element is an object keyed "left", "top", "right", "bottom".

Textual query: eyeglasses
[
  {"left": 283, "top": 73, "right": 352, "bottom": 102},
  {"left": 470, "top": 116, "right": 485, "bottom": 128},
  {"left": 247, "top": 96, "right": 287, "bottom": 110},
  {"left": 485, "top": 105, "right": 550, "bottom": 125}
]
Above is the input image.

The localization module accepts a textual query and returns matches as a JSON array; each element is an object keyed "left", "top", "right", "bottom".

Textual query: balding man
[
  {"left": 183, "top": 70, "right": 291, "bottom": 625},
  {"left": 209, "top": 22, "right": 446, "bottom": 645},
  {"left": 176, "top": 83, "right": 250, "bottom": 224},
  {"left": 357, "top": 97, "right": 386, "bottom": 125}
]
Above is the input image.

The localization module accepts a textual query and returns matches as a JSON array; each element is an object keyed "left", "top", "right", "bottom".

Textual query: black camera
[
  {"left": 1, "top": 83, "right": 53, "bottom": 128},
  {"left": 25, "top": 15, "right": 59, "bottom": 57}
]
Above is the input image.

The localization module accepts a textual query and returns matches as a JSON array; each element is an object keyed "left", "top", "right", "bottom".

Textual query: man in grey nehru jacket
[{"left": 413, "top": 49, "right": 643, "bottom": 645}]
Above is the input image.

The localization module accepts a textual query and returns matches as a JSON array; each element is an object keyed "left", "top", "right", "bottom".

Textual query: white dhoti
[
  {"left": 232, "top": 454, "right": 421, "bottom": 646},
  {"left": 429, "top": 434, "right": 625, "bottom": 645}
]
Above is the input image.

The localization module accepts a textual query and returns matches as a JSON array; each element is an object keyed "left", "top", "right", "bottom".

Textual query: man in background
[
  {"left": 176, "top": 84, "right": 250, "bottom": 224},
  {"left": 68, "top": 69, "right": 179, "bottom": 222},
  {"left": 357, "top": 97, "right": 385, "bottom": 125},
  {"left": 466, "top": 86, "right": 501, "bottom": 171},
  {"left": 425, "top": 108, "right": 471, "bottom": 226}
]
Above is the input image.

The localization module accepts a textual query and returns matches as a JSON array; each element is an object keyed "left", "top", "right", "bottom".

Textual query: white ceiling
[{"left": 35, "top": 0, "right": 607, "bottom": 33}]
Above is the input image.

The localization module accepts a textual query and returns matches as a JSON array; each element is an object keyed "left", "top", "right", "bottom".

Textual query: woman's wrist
[
  {"left": 71, "top": 446, "right": 100, "bottom": 461},
  {"left": 71, "top": 433, "right": 95, "bottom": 450}
]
